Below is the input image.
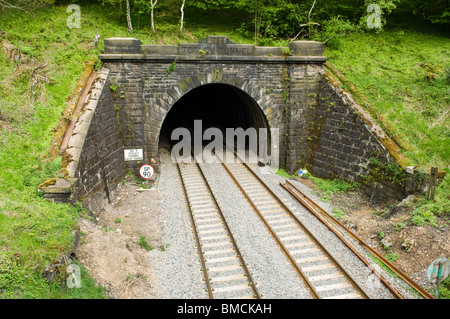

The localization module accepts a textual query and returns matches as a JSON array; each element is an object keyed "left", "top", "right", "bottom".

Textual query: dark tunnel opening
[{"left": 159, "top": 83, "right": 271, "bottom": 161}]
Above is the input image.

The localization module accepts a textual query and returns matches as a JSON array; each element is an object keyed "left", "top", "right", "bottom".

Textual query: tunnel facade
[
  {"left": 100, "top": 36, "right": 330, "bottom": 176},
  {"left": 43, "top": 36, "right": 410, "bottom": 214}
]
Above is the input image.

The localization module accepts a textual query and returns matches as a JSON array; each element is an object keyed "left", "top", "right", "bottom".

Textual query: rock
[
  {"left": 381, "top": 237, "right": 393, "bottom": 249},
  {"left": 402, "top": 239, "right": 414, "bottom": 252}
]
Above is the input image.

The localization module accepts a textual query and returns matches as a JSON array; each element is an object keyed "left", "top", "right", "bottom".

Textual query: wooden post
[{"left": 428, "top": 167, "right": 438, "bottom": 200}]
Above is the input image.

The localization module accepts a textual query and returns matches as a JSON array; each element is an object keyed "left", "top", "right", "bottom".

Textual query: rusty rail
[
  {"left": 221, "top": 152, "right": 370, "bottom": 299},
  {"left": 281, "top": 179, "right": 435, "bottom": 299},
  {"left": 176, "top": 156, "right": 260, "bottom": 299}
]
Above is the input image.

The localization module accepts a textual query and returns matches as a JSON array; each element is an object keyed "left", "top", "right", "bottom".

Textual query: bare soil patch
[{"left": 76, "top": 177, "right": 164, "bottom": 299}]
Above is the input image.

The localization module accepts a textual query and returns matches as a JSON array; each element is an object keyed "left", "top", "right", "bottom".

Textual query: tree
[
  {"left": 407, "top": 0, "right": 450, "bottom": 25},
  {"left": 149, "top": 0, "right": 158, "bottom": 34},
  {"left": 126, "top": 0, "right": 133, "bottom": 33},
  {"left": 180, "top": 0, "right": 186, "bottom": 33}
]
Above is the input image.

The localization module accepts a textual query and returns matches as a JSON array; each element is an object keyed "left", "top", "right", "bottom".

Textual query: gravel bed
[
  {"left": 198, "top": 161, "right": 310, "bottom": 299},
  {"left": 148, "top": 148, "right": 206, "bottom": 299},
  {"left": 150, "top": 148, "right": 416, "bottom": 299},
  {"left": 248, "top": 162, "right": 418, "bottom": 299}
]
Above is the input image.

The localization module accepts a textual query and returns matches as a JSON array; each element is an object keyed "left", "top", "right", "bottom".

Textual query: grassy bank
[
  {"left": 0, "top": 1, "right": 254, "bottom": 299},
  {"left": 324, "top": 28, "right": 449, "bottom": 218}
]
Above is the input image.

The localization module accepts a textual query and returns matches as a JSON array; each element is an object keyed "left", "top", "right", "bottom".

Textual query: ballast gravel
[{"left": 148, "top": 149, "right": 417, "bottom": 299}]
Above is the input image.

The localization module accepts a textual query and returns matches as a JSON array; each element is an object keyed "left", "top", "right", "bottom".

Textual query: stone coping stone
[
  {"left": 289, "top": 41, "right": 323, "bottom": 56},
  {"left": 99, "top": 54, "right": 328, "bottom": 63},
  {"left": 103, "top": 36, "right": 325, "bottom": 58},
  {"left": 104, "top": 38, "right": 141, "bottom": 54},
  {"left": 38, "top": 178, "right": 77, "bottom": 194}
]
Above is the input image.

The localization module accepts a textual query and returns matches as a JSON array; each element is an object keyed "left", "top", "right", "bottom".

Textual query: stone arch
[{"left": 153, "top": 70, "right": 279, "bottom": 156}]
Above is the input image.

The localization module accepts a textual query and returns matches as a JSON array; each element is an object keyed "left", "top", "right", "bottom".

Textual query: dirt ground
[
  {"left": 75, "top": 177, "right": 164, "bottom": 299},
  {"left": 75, "top": 174, "right": 448, "bottom": 299}
]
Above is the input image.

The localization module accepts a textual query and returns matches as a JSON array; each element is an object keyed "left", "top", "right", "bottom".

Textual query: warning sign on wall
[
  {"left": 139, "top": 164, "right": 155, "bottom": 179},
  {"left": 124, "top": 149, "right": 143, "bottom": 161}
]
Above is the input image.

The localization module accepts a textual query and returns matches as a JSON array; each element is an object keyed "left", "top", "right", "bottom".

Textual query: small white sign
[
  {"left": 124, "top": 149, "right": 143, "bottom": 161},
  {"left": 139, "top": 164, "right": 155, "bottom": 179}
]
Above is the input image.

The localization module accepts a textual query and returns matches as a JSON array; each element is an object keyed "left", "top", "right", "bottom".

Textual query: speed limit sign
[{"left": 139, "top": 164, "right": 155, "bottom": 179}]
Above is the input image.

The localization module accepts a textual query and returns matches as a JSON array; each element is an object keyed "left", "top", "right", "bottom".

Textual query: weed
[
  {"left": 332, "top": 208, "right": 346, "bottom": 219},
  {"left": 109, "top": 84, "right": 117, "bottom": 93},
  {"left": 309, "top": 176, "right": 359, "bottom": 195},
  {"left": 385, "top": 253, "right": 399, "bottom": 263},
  {"left": 139, "top": 236, "right": 153, "bottom": 251},
  {"left": 166, "top": 61, "right": 176, "bottom": 77},
  {"left": 275, "top": 168, "right": 296, "bottom": 179}
]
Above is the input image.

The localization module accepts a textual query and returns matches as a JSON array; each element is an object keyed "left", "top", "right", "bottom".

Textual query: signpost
[
  {"left": 427, "top": 257, "right": 450, "bottom": 299},
  {"left": 139, "top": 164, "right": 155, "bottom": 180}
]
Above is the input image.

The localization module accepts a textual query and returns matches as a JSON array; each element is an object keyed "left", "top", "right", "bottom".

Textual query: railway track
[
  {"left": 280, "top": 179, "right": 435, "bottom": 300},
  {"left": 175, "top": 145, "right": 432, "bottom": 299},
  {"left": 176, "top": 155, "right": 260, "bottom": 299},
  {"left": 220, "top": 151, "right": 370, "bottom": 299}
]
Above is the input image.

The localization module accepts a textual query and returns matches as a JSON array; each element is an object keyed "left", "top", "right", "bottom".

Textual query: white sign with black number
[
  {"left": 124, "top": 149, "right": 143, "bottom": 161},
  {"left": 139, "top": 164, "right": 155, "bottom": 180}
]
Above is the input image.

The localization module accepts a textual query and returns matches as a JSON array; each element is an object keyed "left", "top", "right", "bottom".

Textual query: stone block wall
[
  {"left": 292, "top": 71, "right": 407, "bottom": 201},
  {"left": 71, "top": 71, "right": 127, "bottom": 214},
  {"left": 102, "top": 59, "right": 292, "bottom": 173},
  {"left": 41, "top": 37, "right": 413, "bottom": 213}
]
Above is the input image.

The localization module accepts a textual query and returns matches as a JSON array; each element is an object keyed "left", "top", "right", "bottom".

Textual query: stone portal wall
[
  {"left": 99, "top": 36, "right": 328, "bottom": 176},
  {"left": 291, "top": 71, "right": 408, "bottom": 201},
  {"left": 71, "top": 71, "right": 127, "bottom": 214},
  {"left": 97, "top": 36, "right": 409, "bottom": 203}
]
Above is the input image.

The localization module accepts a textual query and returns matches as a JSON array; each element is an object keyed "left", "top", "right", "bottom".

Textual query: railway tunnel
[
  {"left": 158, "top": 83, "right": 271, "bottom": 162},
  {"left": 38, "top": 36, "right": 417, "bottom": 213}
]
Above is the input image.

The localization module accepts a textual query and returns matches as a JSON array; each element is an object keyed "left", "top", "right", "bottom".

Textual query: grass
[
  {"left": 325, "top": 31, "right": 449, "bottom": 169},
  {"left": 138, "top": 236, "right": 152, "bottom": 251},
  {"left": 324, "top": 27, "right": 449, "bottom": 224},
  {"left": 276, "top": 168, "right": 359, "bottom": 202},
  {"left": 0, "top": 3, "right": 136, "bottom": 299}
]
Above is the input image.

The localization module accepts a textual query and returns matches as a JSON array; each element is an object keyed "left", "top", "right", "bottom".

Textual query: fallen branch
[
  {"left": 291, "top": 0, "right": 320, "bottom": 41},
  {"left": 323, "top": 32, "right": 350, "bottom": 44},
  {"left": 0, "top": 0, "right": 26, "bottom": 11}
]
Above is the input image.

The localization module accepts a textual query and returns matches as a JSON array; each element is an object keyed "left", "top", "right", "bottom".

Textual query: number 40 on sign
[{"left": 139, "top": 164, "right": 155, "bottom": 179}]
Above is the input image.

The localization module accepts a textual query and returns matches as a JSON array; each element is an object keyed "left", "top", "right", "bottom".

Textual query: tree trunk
[
  {"left": 151, "top": 0, "right": 157, "bottom": 34},
  {"left": 180, "top": 0, "right": 186, "bottom": 33},
  {"left": 126, "top": 0, "right": 133, "bottom": 33}
]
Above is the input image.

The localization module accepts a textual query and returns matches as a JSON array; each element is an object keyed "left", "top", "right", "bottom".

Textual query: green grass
[
  {"left": 276, "top": 168, "right": 359, "bottom": 202},
  {"left": 324, "top": 29, "right": 449, "bottom": 220},
  {"left": 325, "top": 30, "right": 449, "bottom": 171},
  {"left": 138, "top": 236, "right": 152, "bottom": 251}
]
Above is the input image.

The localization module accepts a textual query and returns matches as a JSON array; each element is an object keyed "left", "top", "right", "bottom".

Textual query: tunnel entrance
[{"left": 159, "top": 83, "right": 271, "bottom": 162}]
